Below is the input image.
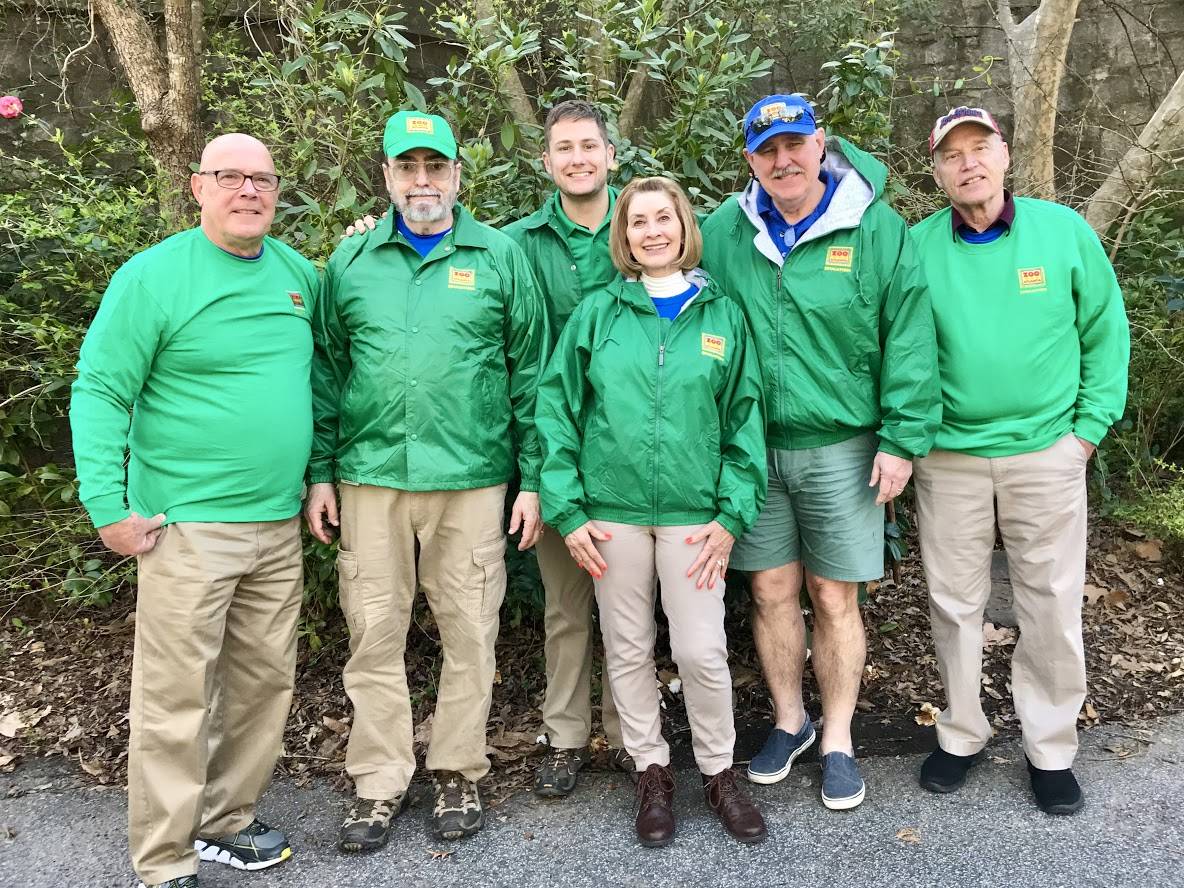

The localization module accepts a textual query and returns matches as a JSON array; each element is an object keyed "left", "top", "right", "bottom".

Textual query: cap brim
[
  {"left": 746, "top": 120, "right": 817, "bottom": 153},
  {"left": 930, "top": 119, "right": 999, "bottom": 153}
]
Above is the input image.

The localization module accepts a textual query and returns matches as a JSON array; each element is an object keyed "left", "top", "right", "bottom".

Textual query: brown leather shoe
[
  {"left": 703, "top": 767, "right": 767, "bottom": 843},
  {"left": 634, "top": 763, "right": 676, "bottom": 847}
]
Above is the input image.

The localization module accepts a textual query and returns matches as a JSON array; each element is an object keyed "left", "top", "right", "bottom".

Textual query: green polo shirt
[
  {"left": 503, "top": 188, "right": 619, "bottom": 344},
  {"left": 311, "top": 205, "right": 550, "bottom": 491}
]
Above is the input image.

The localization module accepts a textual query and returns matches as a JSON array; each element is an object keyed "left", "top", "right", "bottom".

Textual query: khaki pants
[
  {"left": 914, "top": 434, "right": 1089, "bottom": 769},
  {"left": 535, "top": 527, "right": 622, "bottom": 749},
  {"left": 593, "top": 522, "right": 734, "bottom": 775},
  {"left": 337, "top": 483, "right": 507, "bottom": 800},
  {"left": 129, "top": 518, "right": 302, "bottom": 885}
]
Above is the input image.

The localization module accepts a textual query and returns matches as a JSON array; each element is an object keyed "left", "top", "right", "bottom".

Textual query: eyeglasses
[
  {"left": 391, "top": 159, "right": 454, "bottom": 181},
  {"left": 747, "top": 106, "right": 812, "bottom": 136},
  {"left": 197, "top": 169, "right": 281, "bottom": 192}
]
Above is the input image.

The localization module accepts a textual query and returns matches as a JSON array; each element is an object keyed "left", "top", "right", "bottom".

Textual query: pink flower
[{"left": 0, "top": 96, "right": 23, "bottom": 119}]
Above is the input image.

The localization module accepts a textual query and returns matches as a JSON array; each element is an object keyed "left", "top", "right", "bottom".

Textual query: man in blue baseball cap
[{"left": 701, "top": 94, "right": 940, "bottom": 810}]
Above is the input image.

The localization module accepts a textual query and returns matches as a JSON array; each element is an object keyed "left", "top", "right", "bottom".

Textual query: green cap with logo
[{"left": 382, "top": 110, "right": 458, "bottom": 160}]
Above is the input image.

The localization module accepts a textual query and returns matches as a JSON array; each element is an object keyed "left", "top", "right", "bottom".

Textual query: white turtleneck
[{"left": 641, "top": 271, "right": 690, "bottom": 299}]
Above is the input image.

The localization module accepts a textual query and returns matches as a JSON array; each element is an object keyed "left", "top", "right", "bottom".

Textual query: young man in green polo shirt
[
  {"left": 910, "top": 107, "right": 1129, "bottom": 814},
  {"left": 71, "top": 134, "right": 317, "bottom": 888},
  {"left": 305, "top": 112, "right": 549, "bottom": 850},
  {"left": 502, "top": 100, "right": 633, "bottom": 797}
]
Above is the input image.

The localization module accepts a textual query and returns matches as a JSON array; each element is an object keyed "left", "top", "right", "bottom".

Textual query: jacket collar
[
  {"left": 363, "top": 203, "right": 488, "bottom": 252},
  {"left": 519, "top": 186, "right": 619, "bottom": 233},
  {"left": 611, "top": 268, "right": 719, "bottom": 312}
]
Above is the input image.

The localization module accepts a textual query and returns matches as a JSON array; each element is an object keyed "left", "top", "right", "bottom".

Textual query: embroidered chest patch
[
  {"left": 701, "top": 333, "right": 726, "bottom": 361},
  {"left": 1017, "top": 266, "right": 1047, "bottom": 293},
  {"left": 824, "top": 246, "right": 854, "bottom": 272},
  {"left": 288, "top": 291, "right": 306, "bottom": 311},
  {"left": 448, "top": 267, "right": 476, "bottom": 291}
]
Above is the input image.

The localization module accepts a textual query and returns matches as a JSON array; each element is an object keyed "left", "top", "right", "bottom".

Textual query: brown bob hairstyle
[{"left": 608, "top": 176, "right": 703, "bottom": 278}]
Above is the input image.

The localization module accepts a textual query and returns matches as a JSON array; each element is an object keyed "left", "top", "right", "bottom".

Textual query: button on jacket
[{"left": 310, "top": 206, "right": 550, "bottom": 491}]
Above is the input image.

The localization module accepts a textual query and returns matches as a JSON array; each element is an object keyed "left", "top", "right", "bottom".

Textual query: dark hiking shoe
[
  {"left": 635, "top": 763, "right": 676, "bottom": 847},
  {"left": 1027, "top": 758, "right": 1084, "bottom": 815},
  {"left": 605, "top": 746, "right": 638, "bottom": 783},
  {"left": 432, "top": 771, "right": 485, "bottom": 839},
  {"left": 339, "top": 792, "right": 409, "bottom": 852},
  {"left": 194, "top": 818, "right": 291, "bottom": 870},
  {"left": 534, "top": 745, "right": 591, "bottom": 798},
  {"left": 138, "top": 878, "right": 198, "bottom": 888},
  {"left": 703, "top": 767, "right": 767, "bottom": 844},
  {"left": 920, "top": 747, "right": 981, "bottom": 793},
  {"left": 747, "top": 716, "right": 816, "bottom": 784}
]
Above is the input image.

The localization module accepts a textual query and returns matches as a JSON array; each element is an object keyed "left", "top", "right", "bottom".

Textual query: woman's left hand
[{"left": 685, "top": 521, "right": 735, "bottom": 590}]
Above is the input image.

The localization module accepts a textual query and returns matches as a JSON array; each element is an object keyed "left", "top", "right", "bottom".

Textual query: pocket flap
[
  {"left": 473, "top": 538, "right": 506, "bottom": 567},
  {"left": 336, "top": 550, "right": 359, "bottom": 579}
]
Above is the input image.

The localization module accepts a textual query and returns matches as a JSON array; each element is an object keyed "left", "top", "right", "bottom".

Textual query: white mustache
[
  {"left": 407, "top": 189, "right": 441, "bottom": 198},
  {"left": 771, "top": 166, "right": 804, "bottom": 179}
]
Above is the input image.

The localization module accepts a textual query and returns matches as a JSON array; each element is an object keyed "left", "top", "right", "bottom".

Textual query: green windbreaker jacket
[
  {"left": 502, "top": 188, "right": 621, "bottom": 345},
  {"left": 310, "top": 206, "right": 550, "bottom": 491},
  {"left": 700, "top": 137, "right": 940, "bottom": 459},
  {"left": 536, "top": 272, "right": 767, "bottom": 538}
]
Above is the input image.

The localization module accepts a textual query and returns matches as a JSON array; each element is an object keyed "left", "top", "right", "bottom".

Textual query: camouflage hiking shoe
[
  {"left": 534, "top": 746, "right": 591, "bottom": 798},
  {"left": 431, "top": 771, "right": 485, "bottom": 840},
  {"left": 138, "top": 878, "right": 198, "bottom": 888},
  {"left": 339, "top": 792, "right": 409, "bottom": 853},
  {"left": 194, "top": 818, "right": 292, "bottom": 871},
  {"left": 606, "top": 746, "right": 639, "bottom": 784}
]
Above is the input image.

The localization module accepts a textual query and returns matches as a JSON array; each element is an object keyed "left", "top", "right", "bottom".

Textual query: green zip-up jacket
[
  {"left": 701, "top": 137, "right": 941, "bottom": 459},
  {"left": 310, "top": 205, "right": 550, "bottom": 491},
  {"left": 502, "top": 187, "right": 620, "bottom": 345},
  {"left": 536, "top": 272, "right": 767, "bottom": 538}
]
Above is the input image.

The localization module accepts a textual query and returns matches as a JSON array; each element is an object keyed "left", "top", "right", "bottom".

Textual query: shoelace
[{"left": 637, "top": 766, "right": 675, "bottom": 802}]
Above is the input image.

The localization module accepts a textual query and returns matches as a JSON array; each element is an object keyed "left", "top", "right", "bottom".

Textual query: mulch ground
[{"left": 2, "top": 519, "right": 1181, "bottom": 803}]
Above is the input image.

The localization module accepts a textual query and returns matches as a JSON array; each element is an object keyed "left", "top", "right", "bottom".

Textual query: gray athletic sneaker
[{"left": 194, "top": 818, "right": 292, "bottom": 870}]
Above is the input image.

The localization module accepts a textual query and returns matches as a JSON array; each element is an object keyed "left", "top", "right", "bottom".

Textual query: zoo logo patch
[
  {"left": 1017, "top": 266, "right": 1047, "bottom": 293},
  {"left": 406, "top": 116, "right": 435, "bottom": 134},
  {"left": 824, "top": 246, "right": 854, "bottom": 272},
  {"left": 448, "top": 267, "right": 476, "bottom": 291},
  {"left": 288, "top": 291, "right": 306, "bottom": 312},
  {"left": 701, "top": 333, "right": 726, "bottom": 361}
]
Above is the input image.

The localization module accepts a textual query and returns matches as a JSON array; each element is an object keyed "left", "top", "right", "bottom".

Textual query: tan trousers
[
  {"left": 914, "top": 434, "right": 1089, "bottom": 769},
  {"left": 338, "top": 482, "right": 507, "bottom": 799},
  {"left": 593, "top": 522, "right": 734, "bottom": 775},
  {"left": 129, "top": 518, "right": 302, "bottom": 885},
  {"left": 535, "top": 527, "right": 623, "bottom": 749}
]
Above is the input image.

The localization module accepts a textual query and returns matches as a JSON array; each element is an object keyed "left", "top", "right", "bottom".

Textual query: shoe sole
[
  {"left": 822, "top": 783, "right": 866, "bottom": 811},
  {"left": 639, "top": 831, "right": 675, "bottom": 848},
  {"left": 533, "top": 779, "right": 578, "bottom": 799},
  {"left": 339, "top": 833, "right": 389, "bottom": 854},
  {"left": 194, "top": 841, "right": 292, "bottom": 871},
  {"left": 1039, "top": 797, "right": 1085, "bottom": 816},
  {"left": 919, "top": 774, "right": 967, "bottom": 794},
  {"left": 746, "top": 728, "right": 816, "bottom": 785},
  {"left": 432, "top": 811, "right": 486, "bottom": 841}
]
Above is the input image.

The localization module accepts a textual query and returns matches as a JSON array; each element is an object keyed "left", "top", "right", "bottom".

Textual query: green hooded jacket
[
  {"left": 502, "top": 188, "right": 620, "bottom": 345},
  {"left": 536, "top": 272, "right": 767, "bottom": 538},
  {"left": 700, "top": 136, "right": 940, "bottom": 459},
  {"left": 310, "top": 205, "right": 550, "bottom": 491}
]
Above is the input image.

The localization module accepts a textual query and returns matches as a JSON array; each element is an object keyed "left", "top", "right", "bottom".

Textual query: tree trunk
[
  {"left": 1085, "top": 68, "right": 1184, "bottom": 239},
  {"left": 473, "top": 0, "right": 539, "bottom": 132},
  {"left": 616, "top": 2, "right": 673, "bottom": 143},
  {"left": 92, "top": 0, "right": 202, "bottom": 230},
  {"left": 994, "top": 0, "right": 1082, "bottom": 200}
]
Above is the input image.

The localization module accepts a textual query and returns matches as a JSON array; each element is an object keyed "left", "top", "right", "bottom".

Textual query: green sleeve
[
  {"left": 1071, "top": 219, "right": 1130, "bottom": 445},
  {"left": 713, "top": 312, "right": 768, "bottom": 537},
  {"left": 69, "top": 270, "right": 167, "bottom": 528},
  {"left": 536, "top": 305, "right": 593, "bottom": 536},
  {"left": 309, "top": 258, "right": 349, "bottom": 484},
  {"left": 878, "top": 217, "right": 942, "bottom": 459},
  {"left": 503, "top": 244, "right": 552, "bottom": 491}
]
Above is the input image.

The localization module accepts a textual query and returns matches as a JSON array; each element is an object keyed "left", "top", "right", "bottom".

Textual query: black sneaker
[
  {"left": 431, "top": 771, "right": 485, "bottom": 840},
  {"left": 1027, "top": 758, "right": 1084, "bottom": 815},
  {"left": 534, "top": 745, "right": 591, "bottom": 798},
  {"left": 138, "top": 878, "right": 198, "bottom": 888},
  {"left": 194, "top": 819, "right": 292, "bottom": 871},
  {"left": 919, "top": 747, "right": 981, "bottom": 793},
  {"left": 339, "top": 792, "right": 409, "bottom": 852}
]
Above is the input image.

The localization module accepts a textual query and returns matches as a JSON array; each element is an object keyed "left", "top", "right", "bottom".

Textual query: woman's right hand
[{"left": 564, "top": 521, "right": 612, "bottom": 579}]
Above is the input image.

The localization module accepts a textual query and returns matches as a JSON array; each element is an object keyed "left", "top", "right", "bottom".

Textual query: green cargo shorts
[{"left": 730, "top": 433, "right": 884, "bottom": 581}]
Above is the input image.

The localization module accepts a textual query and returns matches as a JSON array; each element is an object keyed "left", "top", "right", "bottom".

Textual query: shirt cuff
[
  {"left": 85, "top": 493, "right": 131, "bottom": 530},
  {"left": 876, "top": 438, "right": 914, "bottom": 460}
]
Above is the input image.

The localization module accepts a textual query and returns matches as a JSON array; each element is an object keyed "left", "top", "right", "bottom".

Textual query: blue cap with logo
[{"left": 743, "top": 94, "right": 818, "bottom": 152}]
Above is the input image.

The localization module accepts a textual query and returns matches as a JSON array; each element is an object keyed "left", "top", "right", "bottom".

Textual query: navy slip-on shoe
[{"left": 747, "top": 716, "right": 816, "bottom": 785}]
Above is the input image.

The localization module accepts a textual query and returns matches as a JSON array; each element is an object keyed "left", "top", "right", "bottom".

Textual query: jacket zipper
[
  {"left": 775, "top": 264, "right": 784, "bottom": 438},
  {"left": 652, "top": 303, "right": 695, "bottom": 522}
]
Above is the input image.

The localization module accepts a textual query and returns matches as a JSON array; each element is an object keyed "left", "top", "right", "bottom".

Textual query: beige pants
[
  {"left": 129, "top": 518, "right": 302, "bottom": 885},
  {"left": 914, "top": 434, "right": 1089, "bottom": 769},
  {"left": 593, "top": 522, "right": 734, "bottom": 775},
  {"left": 535, "top": 527, "right": 623, "bottom": 749},
  {"left": 337, "top": 482, "right": 507, "bottom": 799}
]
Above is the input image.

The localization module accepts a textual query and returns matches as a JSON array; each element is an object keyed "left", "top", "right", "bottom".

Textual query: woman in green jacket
[{"left": 536, "top": 177, "right": 768, "bottom": 847}]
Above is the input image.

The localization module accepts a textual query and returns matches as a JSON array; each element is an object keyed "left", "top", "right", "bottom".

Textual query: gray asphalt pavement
[{"left": 3, "top": 716, "right": 1182, "bottom": 888}]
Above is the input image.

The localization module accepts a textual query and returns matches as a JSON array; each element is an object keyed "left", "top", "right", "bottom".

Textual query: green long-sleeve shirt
[
  {"left": 69, "top": 228, "right": 319, "bottom": 528},
  {"left": 310, "top": 206, "right": 550, "bottom": 491},
  {"left": 911, "top": 197, "right": 1130, "bottom": 456}
]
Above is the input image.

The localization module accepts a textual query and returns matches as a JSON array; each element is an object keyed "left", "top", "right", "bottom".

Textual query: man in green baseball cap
[{"left": 307, "top": 109, "right": 549, "bottom": 852}]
